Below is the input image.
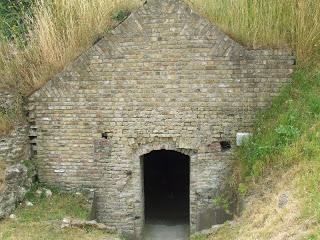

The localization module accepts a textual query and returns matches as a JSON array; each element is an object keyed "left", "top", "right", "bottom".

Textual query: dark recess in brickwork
[
  {"left": 220, "top": 141, "right": 231, "bottom": 151},
  {"left": 102, "top": 132, "right": 108, "bottom": 139}
]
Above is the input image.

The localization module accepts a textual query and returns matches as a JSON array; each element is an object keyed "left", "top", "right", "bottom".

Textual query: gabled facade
[{"left": 28, "top": 0, "right": 294, "bottom": 238}]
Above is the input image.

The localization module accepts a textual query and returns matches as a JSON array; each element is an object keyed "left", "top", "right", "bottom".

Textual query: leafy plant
[
  {"left": 238, "top": 183, "right": 248, "bottom": 196},
  {"left": 112, "top": 10, "right": 131, "bottom": 22},
  {"left": 275, "top": 124, "right": 300, "bottom": 146},
  {"left": 0, "top": 0, "right": 34, "bottom": 40},
  {"left": 237, "top": 69, "right": 320, "bottom": 179},
  {"left": 213, "top": 196, "right": 231, "bottom": 214}
]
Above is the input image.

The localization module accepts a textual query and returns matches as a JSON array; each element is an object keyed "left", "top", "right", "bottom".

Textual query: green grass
[
  {"left": 194, "top": 121, "right": 320, "bottom": 239},
  {"left": 237, "top": 69, "right": 320, "bottom": 181},
  {"left": 0, "top": 185, "right": 109, "bottom": 240},
  {"left": 192, "top": 68, "right": 320, "bottom": 239},
  {"left": 0, "top": 0, "right": 34, "bottom": 41},
  {"left": 299, "top": 127, "right": 320, "bottom": 225}
]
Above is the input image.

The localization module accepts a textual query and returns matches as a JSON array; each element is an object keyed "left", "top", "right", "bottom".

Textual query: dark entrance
[{"left": 143, "top": 150, "right": 190, "bottom": 224}]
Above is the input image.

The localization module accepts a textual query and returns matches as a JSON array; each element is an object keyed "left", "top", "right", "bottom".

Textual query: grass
[
  {"left": 0, "top": 0, "right": 319, "bottom": 94},
  {"left": 191, "top": 68, "right": 320, "bottom": 239},
  {"left": 0, "top": 0, "right": 143, "bottom": 95},
  {"left": 0, "top": 0, "right": 34, "bottom": 41},
  {"left": 0, "top": 0, "right": 319, "bottom": 134},
  {"left": 237, "top": 69, "right": 320, "bottom": 181},
  {"left": 193, "top": 121, "right": 320, "bottom": 239},
  {"left": 0, "top": 0, "right": 143, "bottom": 134},
  {"left": 187, "top": 0, "right": 320, "bottom": 65},
  {"left": 0, "top": 185, "right": 110, "bottom": 240},
  {"left": 0, "top": 0, "right": 319, "bottom": 238}
]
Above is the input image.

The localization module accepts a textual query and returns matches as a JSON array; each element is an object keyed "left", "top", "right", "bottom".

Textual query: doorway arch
[{"left": 141, "top": 149, "right": 190, "bottom": 238}]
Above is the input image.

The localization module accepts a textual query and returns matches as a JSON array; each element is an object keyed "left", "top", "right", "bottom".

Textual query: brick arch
[
  {"left": 133, "top": 142, "right": 197, "bottom": 160},
  {"left": 129, "top": 140, "right": 198, "bottom": 237}
]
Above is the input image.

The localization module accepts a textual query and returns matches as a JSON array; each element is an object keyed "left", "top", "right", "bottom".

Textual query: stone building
[{"left": 27, "top": 0, "right": 294, "bottom": 238}]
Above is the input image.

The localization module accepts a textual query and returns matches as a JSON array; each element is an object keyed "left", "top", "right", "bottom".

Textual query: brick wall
[
  {"left": 0, "top": 92, "right": 30, "bottom": 165},
  {"left": 0, "top": 124, "right": 30, "bottom": 165},
  {"left": 0, "top": 92, "right": 15, "bottom": 109},
  {"left": 28, "top": 0, "right": 294, "bottom": 237}
]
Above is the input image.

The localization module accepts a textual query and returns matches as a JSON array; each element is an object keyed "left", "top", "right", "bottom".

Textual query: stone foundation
[
  {"left": 0, "top": 164, "right": 32, "bottom": 219},
  {"left": 0, "top": 91, "right": 30, "bottom": 165},
  {"left": 0, "top": 124, "right": 30, "bottom": 165}
]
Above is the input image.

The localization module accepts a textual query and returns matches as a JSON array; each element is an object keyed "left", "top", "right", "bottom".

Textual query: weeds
[
  {"left": 213, "top": 196, "right": 231, "bottom": 214},
  {"left": 0, "top": 185, "right": 109, "bottom": 240},
  {"left": 0, "top": 0, "right": 34, "bottom": 41},
  {"left": 113, "top": 10, "right": 131, "bottom": 22},
  {"left": 237, "top": 69, "right": 320, "bottom": 179}
]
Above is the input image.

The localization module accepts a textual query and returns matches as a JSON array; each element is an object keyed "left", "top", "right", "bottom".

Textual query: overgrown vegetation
[
  {"left": 193, "top": 121, "right": 320, "bottom": 239},
  {"left": 0, "top": 0, "right": 34, "bottom": 41},
  {"left": 0, "top": 0, "right": 143, "bottom": 95},
  {"left": 188, "top": 0, "right": 320, "bottom": 65},
  {"left": 0, "top": 185, "right": 109, "bottom": 240},
  {"left": 0, "top": 0, "right": 319, "bottom": 94},
  {"left": 238, "top": 69, "right": 320, "bottom": 181},
  {"left": 0, "top": 0, "right": 143, "bottom": 135},
  {"left": 0, "top": 0, "right": 319, "bottom": 134},
  {"left": 193, "top": 63, "right": 320, "bottom": 240}
]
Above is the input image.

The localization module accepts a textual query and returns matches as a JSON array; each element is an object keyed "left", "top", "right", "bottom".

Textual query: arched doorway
[{"left": 142, "top": 150, "right": 190, "bottom": 238}]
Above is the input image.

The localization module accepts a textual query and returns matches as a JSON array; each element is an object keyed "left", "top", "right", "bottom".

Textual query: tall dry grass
[
  {"left": 0, "top": 0, "right": 143, "bottom": 95},
  {"left": 0, "top": 0, "right": 319, "bottom": 95},
  {"left": 187, "top": 0, "right": 320, "bottom": 65},
  {"left": 0, "top": 114, "right": 12, "bottom": 136}
]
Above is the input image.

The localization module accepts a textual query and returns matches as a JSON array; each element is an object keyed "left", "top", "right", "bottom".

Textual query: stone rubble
[{"left": 0, "top": 164, "right": 32, "bottom": 219}]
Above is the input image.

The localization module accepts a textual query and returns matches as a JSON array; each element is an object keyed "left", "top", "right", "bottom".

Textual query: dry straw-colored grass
[
  {"left": 0, "top": 162, "right": 6, "bottom": 189},
  {"left": 0, "top": 0, "right": 319, "bottom": 95},
  {"left": 0, "top": 115, "right": 12, "bottom": 136},
  {"left": 187, "top": 0, "right": 320, "bottom": 65},
  {"left": 202, "top": 165, "right": 316, "bottom": 240},
  {"left": 0, "top": 0, "right": 143, "bottom": 95}
]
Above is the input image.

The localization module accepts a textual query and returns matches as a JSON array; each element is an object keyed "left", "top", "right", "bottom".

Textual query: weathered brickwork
[
  {"left": 0, "top": 124, "right": 30, "bottom": 165},
  {"left": 0, "top": 92, "right": 16, "bottom": 110},
  {"left": 0, "top": 91, "right": 30, "bottom": 165},
  {"left": 27, "top": 0, "right": 294, "bottom": 238}
]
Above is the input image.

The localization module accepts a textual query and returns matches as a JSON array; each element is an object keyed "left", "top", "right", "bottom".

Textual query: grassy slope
[
  {"left": 0, "top": 186, "right": 110, "bottom": 240},
  {"left": 193, "top": 70, "right": 320, "bottom": 239}
]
